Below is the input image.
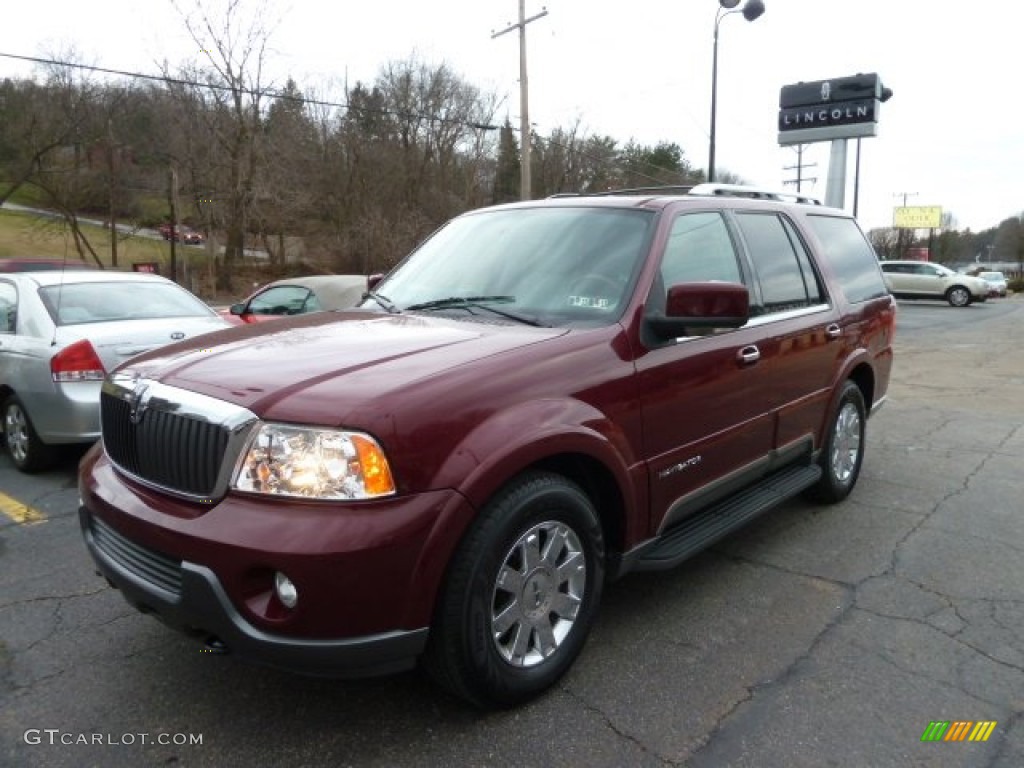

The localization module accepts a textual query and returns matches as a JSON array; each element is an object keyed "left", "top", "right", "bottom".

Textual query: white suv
[{"left": 879, "top": 260, "right": 989, "bottom": 307}]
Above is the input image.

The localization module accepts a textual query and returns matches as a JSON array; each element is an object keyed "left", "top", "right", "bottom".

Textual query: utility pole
[
  {"left": 492, "top": 2, "right": 548, "bottom": 201},
  {"left": 167, "top": 166, "right": 179, "bottom": 284},
  {"left": 782, "top": 144, "right": 816, "bottom": 192}
]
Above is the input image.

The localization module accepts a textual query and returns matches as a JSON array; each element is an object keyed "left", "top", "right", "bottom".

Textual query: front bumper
[{"left": 79, "top": 446, "right": 477, "bottom": 678}]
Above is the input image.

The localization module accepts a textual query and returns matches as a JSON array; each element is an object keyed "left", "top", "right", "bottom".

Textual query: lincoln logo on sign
[{"left": 777, "top": 72, "right": 892, "bottom": 147}]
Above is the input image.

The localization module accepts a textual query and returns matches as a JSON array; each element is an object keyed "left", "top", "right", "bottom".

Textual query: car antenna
[{"left": 51, "top": 238, "right": 72, "bottom": 347}]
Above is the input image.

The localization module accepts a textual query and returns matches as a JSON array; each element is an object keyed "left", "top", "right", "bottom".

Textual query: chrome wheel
[
  {"left": 491, "top": 521, "right": 586, "bottom": 667},
  {"left": 948, "top": 287, "right": 970, "bottom": 307},
  {"left": 4, "top": 401, "right": 29, "bottom": 465},
  {"left": 830, "top": 401, "right": 862, "bottom": 486}
]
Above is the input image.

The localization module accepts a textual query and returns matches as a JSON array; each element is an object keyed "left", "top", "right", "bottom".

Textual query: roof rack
[
  {"left": 547, "top": 185, "right": 695, "bottom": 199},
  {"left": 547, "top": 183, "right": 823, "bottom": 205},
  {"left": 687, "top": 183, "right": 822, "bottom": 206}
]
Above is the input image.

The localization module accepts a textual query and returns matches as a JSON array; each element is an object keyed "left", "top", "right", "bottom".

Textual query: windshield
[
  {"left": 364, "top": 206, "right": 655, "bottom": 328},
  {"left": 40, "top": 281, "right": 216, "bottom": 326}
]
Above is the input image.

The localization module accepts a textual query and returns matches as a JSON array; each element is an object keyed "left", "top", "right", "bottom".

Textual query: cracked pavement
[{"left": 1, "top": 299, "right": 1022, "bottom": 767}]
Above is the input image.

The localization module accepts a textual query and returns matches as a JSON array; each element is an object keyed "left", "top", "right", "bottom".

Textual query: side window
[
  {"left": 805, "top": 215, "right": 889, "bottom": 304},
  {"left": 781, "top": 218, "right": 824, "bottom": 304},
  {"left": 249, "top": 285, "right": 311, "bottom": 315},
  {"left": 0, "top": 282, "right": 16, "bottom": 333},
  {"left": 735, "top": 212, "right": 816, "bottom": 314},
  {"left": 659, "top": 212, "right": 741, "bottom": 289}
]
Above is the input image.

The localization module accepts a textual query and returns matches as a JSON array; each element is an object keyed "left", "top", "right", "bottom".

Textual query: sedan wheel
[{"left": 3, "top": 396, "right": 56, "bottom": 473}]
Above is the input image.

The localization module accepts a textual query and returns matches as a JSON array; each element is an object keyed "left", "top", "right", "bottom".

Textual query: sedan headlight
[{"left": 233, "top": 423, "right": 396, "bottom": 499}]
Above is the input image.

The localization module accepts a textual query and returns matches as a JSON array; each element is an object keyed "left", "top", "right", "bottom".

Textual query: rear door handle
[
  {"left": 737, "top": 345, "right": 761, "bottom": 365},
  {"left": 825, "top": 323, "right": 842, "bottom": 340}
]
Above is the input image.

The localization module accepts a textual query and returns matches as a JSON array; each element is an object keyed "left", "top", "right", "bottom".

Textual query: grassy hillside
[
  {"left": 0, "top": 208, "right": 292, "bottom": 303},
  {"left": 0, "top": 208, "right": 171, "bottom": 266}
]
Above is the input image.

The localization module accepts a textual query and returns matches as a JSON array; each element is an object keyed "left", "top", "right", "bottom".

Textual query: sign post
[{"left": 778, "top": 73, "right": 891, "bottom": 208}]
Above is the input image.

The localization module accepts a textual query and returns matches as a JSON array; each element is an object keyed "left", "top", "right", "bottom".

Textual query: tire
[
  {"left": 424, "top": 471, "right": 605, "bottom": 708},
  {"left": 946, "top": 286, "right": 971, "bottom": 307},
  {"left": 805, "top": 381, "right": 866, "bottom": 504},
  {"left": 3, "top": 395, "right": 57, "bottom": 473}
]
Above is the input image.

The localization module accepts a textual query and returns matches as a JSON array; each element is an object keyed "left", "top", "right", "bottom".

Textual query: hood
[{"left": 117, "top": 311, "right": 569, "bottom": 420}]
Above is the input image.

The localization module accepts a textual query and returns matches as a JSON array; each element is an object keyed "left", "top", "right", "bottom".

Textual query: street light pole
[{"left": 708, "top": 0, "right": 765, "bottom": 183}]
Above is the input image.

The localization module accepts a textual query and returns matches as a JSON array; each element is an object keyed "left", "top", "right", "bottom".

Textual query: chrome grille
[
  {"left": 100, "top": 377, "right": 257, "bottom": 501},
  {"left": 91, "top": 516, "right": 182, "bottom": 595}
]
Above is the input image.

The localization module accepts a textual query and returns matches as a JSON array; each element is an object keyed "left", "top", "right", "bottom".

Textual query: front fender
[{"left": 433, "top": 397, "right": 641, "bottom": 518}]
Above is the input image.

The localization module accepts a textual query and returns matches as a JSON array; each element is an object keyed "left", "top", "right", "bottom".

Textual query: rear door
[{"left": 731, "top": 211, "right": 842, "bottom": 452}]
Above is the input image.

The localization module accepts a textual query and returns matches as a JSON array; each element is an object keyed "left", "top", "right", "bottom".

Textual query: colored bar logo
[{"left": 921, "top": 721, "right": 997, "bottom": 742}]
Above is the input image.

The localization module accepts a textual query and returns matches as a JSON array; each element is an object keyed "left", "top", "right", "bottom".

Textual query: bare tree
[{"left": 168, "top": 0, "right": 278, "bottom": 292}]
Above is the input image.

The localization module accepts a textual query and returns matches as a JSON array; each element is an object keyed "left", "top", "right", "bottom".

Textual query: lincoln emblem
[
  {"left": 821, "top": 82, "right": 831, "bottom": 101},
  {"left": 128, "top": 382, "right": 151, "bottom": 425}
]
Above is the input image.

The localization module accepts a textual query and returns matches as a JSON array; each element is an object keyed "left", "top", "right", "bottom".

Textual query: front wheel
[
  {"left": 424, "top": 471, "right": 605, "bottom": 708},
  {"left": 805, "top": 381, "right": 866, "bottom": 504},
  {"left": 946, "top": 286, "right": 971, "bottom": 307}
]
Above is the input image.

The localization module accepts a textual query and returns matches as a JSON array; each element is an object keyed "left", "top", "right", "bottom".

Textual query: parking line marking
[{"left": 0, "top": 491, "right": 47, "bottom": 525}]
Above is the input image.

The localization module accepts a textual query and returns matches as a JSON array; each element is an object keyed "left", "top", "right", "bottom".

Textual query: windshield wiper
[
  {"left": 405, "top": 296, "right": 547, "bottom": 327},
  {"left": 363, "top": 291, "right": 400, "bottom": 314}
]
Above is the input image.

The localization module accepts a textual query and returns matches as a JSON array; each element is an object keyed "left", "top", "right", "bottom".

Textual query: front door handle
[
  {"left": 737, "top": 345, "right": 760, "bottom": 365},
  {"left": 825, "top": 323, "right": 842, "bottom": 340}
]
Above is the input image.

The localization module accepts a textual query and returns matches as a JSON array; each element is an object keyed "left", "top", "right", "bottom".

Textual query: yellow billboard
[{"left": 893, "top": 206, "right": 943, "bottom": 229}]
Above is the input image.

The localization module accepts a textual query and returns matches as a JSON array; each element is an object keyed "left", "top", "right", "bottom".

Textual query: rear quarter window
[{"left": 805, "top": 215, "right": 889, "bottom": 303}]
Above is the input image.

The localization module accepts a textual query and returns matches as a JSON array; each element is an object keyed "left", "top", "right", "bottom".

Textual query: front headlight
[{"left": 233, "top": 423, "right": 396, "bottom": 499}]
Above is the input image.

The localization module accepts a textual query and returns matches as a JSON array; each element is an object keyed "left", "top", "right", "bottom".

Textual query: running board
[{"left": 635, "top": 464, "right": 822, "bottom": 572}]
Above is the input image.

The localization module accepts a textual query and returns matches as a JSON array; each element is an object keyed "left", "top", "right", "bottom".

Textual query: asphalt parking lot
[{"left": 1, "top": 298, "right": 1022, "bottom": 767}]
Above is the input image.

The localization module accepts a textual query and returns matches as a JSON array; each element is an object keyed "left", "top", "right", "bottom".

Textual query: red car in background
[{"left": 158, "top": 224, "right": 204, "bottom": 245}]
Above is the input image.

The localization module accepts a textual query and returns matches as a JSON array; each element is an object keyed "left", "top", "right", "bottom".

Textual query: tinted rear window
[{"left": 805, "top": 215, "right": 889, "bottom": 303}]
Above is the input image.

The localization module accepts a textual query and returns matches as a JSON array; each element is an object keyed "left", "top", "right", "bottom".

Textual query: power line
[
  {"left": 0, "top": 50, "right": 690, "bottom": 189},
  {"left": 0, "top": 51, "right": 500, "bottom": 131}
]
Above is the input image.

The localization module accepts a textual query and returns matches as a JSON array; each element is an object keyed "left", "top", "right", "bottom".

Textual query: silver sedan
[{"left": 0, "top": 269, "right": 230, "bottom": 472}]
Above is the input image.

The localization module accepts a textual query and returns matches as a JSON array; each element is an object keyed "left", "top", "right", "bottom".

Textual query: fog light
[{"left": 274, "top": 571, "right": 298, "bottom": 609}]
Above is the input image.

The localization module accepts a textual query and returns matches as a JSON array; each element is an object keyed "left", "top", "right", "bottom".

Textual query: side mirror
[
  {"left": 229, "top": 303, "right": 245, "bottom": 316},
  {"left": 647, "top": 282, "right": 750, "bottom": 339},
  {"left": 367, "top": 273, "right": 385, "bottom": 291}
]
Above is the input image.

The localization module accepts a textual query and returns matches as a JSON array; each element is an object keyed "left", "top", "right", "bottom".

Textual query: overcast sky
[{"left": 3, "top": 0, "right": 1021, "bottom": 234}]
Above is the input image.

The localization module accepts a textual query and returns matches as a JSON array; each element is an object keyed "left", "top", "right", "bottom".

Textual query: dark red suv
[{"left": 79, "top": 184, "right": 896, "bottom": 707}]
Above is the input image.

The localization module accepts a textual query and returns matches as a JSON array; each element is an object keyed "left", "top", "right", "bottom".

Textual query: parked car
[
  {"left": 879, "top": 260, "right": 989, "bottom": 306},
  {"left": 0, "top": 257, "right": 96, "bottom": 272},
  {"left": 222, "top": 274, "right": 369, "bottom": 324},
  {"left": 158, "top": 224, "right": 204, "bottom": 245},
  {"left": 977, "top": 270, "right": 1008, "bottom": 298},
  {"left": 0, "top": 270, "right": 231, "bottom": 472},
  {"left": 79, "top": 184, "right": 896, "bottom": 707}
]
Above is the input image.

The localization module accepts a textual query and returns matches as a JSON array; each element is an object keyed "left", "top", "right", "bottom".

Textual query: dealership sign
[
  {"left": 894, "top": 206, "right": 943, "bottom": 229},
  {"left": 778, "top": 73, "right": 890, "bottom": 146}
]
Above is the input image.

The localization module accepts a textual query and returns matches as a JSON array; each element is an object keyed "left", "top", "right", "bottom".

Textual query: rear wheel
[
  {"left": 424, "top": 471, "right": 605, "bottom": 708},
  {"left": 805, "top": 381, "right": 866, "bottom": 504},
  {"left": 3, "top": 395, "right": 57, "bottom": 473},
  {"left": 946, "top": 286, "right": 971, "bottom": 307}
]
